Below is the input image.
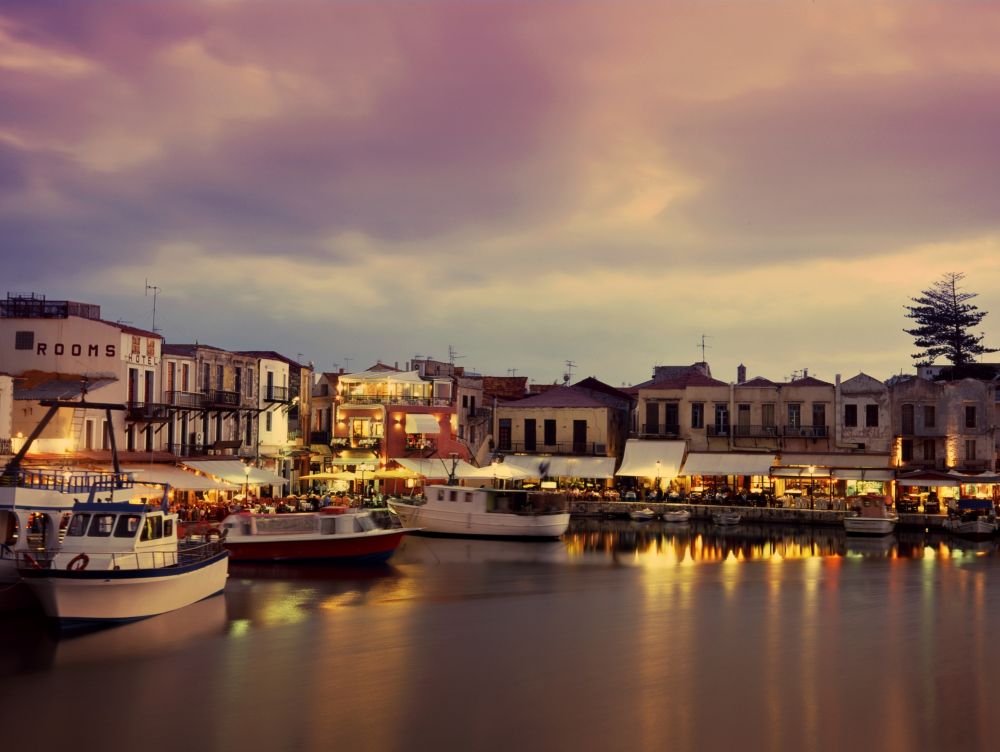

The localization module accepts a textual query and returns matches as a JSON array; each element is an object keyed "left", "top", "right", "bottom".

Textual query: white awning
[
  {"left": 830, "top": 469, "right": 895, "bottom": 481},
  {"left": 182, "top": 460, "right": 289, "bottom": 487},
  {"left": 457, "top": 463, "right": 533, "bottom": 481},
  {"left": 615, "top": 440, "right": 686, "bottom": 478},
  {"left": 502, "top": 455, "right": 616, "bottom": 479},
  {"left": 770, "top": 467, "right": 832, "bottom": 478},
  {"left": 405, "top": 413, "right": 441, "bottom": 434},
  {"left": 681, "top": 452, "right": 776, "bottom": 477},
  {"left": 393, "top": 458, "right": 478, "bottom": 478},
  {"left": 123, "top": 465, "right": 238, "bottom": 491}
]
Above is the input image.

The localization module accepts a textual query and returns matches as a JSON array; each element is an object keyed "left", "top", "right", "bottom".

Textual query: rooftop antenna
[
  {"left": 507, "top": 368, "right": 518, "bottom": 377},
  {"left": 563, "top": 360, "right": 576, "bottom": 385},
  {"left": 697, "top": 334, "right": 712, "bottom": 362},
  {"left": 343, "top": 356, "right": 352, "bottom": 372},
  {"left": 448, "top": 345, "right": 465, "bottom": 365},
  {"left": 145, "top": 279, "right": 161, "bottom": 334}
]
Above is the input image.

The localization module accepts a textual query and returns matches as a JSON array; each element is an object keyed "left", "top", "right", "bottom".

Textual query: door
[
  {"left": 498, "top": 419, "right": 512, "bottom": 451},
  {"left": 573, "top": 420, "right": 587, "bottom": 454},
  {"left": 644, "top": 402, "right": 659, "bottom": 434},
  {"left": 524, "top": 419, "right": 536, "bottom": 452}
]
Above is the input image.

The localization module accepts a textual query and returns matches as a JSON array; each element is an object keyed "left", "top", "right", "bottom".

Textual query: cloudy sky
[{"left": 2, "top": 0, "right": 999, "bottom": 386}]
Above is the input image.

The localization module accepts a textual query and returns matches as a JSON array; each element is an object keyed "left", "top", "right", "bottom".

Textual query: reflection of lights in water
[{"left": 229, "top": 618, "right": 251, "bottom": 638}]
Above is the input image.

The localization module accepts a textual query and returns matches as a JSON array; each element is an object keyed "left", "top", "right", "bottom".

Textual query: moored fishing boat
[
  {"left": 219, "top": 506, "right": 416, "bottom": 563},
  {"left": 712, "top": 510, "right": 741, "bottom": 526},
  {"left": 18, "top": 500, "right": 228, "bottom": 629},
  {"left": 662, "top": 509, "right": 691, "bottom": 524},
  {"left": 628, "top": 507, "right": 658, "bottom": 522},
  {"left": 388, "top": 485, "right": 570, "bottom": 539},
  {"left": 844, "top": 495, "right": 897, "bottom": 536},
  {"left": 942, "top": 499, "right": 997, "bottom": 540}
]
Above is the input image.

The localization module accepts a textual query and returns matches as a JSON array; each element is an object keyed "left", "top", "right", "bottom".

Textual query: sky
[{"left": 2, "top": 0, "right": 999, "bottom": 388}]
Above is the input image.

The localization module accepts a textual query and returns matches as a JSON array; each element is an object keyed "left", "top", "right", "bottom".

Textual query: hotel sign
[{"left": 36, "top": 342, "right": 117, "bottom": 358}]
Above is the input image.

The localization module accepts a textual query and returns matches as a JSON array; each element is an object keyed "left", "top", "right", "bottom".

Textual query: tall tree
[{"left": 904, "top": 272, "right": 997, "bottom": 366}]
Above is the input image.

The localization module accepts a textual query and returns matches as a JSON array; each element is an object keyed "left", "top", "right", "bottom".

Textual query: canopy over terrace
[
  {"left": 896, "top": 470, "right": 961, "bottom": 488},
  {"left": 182, "top": 460, "right": 289, "bottom": 488},
  {"left": 615, "top": 440, "right": 686, "bottom": 478},
  {"left": 122, "top": 465, "right": 238, "bottom": 492},
  {"left": 680, "top": 452, "right": 775, "bottom": 477},
  {"left": 457, "top": 463, "right": 534, "bottom": 481},
  {"left": 502, "top": 455, "right": 616, "bottom": 480},
  {"left": 393, "top": 457, "right": 479, "bottom": 479},
  {"left": 404, "top": 414, "right": 441, "bottom": 434}
]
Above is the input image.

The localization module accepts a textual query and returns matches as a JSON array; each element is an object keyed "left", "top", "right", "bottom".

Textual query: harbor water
[{"left": 3, "top": 519, "right": 1000, "bottom": 751}]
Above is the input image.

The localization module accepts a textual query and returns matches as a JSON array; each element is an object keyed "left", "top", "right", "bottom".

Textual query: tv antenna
[
  {"left": 343, "top": 356, "right": 352, "bottom": 372},
  {"left": 563, "top": 360, "right": 576, "bottom": 384},
  {"left": 507, "top": 368, "right": 518, "bottom": 377},
  {"left": 145, "top": 279, "right": 161, "bottom": 334},
  {"left": 697, "top": 334, "right": 712, "bottom": 361},
  {"left": 448, "top": 345, "right": 465, "bottom": 365}
]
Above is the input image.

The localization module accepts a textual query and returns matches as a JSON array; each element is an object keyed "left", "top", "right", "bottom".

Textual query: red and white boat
[{"left": 219, "top": 507, "right": 416, "bottom": 563}]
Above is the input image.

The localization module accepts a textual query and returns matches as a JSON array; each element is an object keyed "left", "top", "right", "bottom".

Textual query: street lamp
[{"left": 244, "top": 465, "right": 251, "bottom": 504}]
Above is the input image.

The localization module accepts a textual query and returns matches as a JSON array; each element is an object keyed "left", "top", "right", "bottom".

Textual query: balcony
[
  {"left": 165, "top": 391, "right": 205, "bottom": 408},
  {"left": 781, "top": 425, "right": 829, "bottom": 438},
  {"left": 732, "top": 425, "right": 780, "bottom": 438},
  {"left": 167, "top": 443, "right": 208, "bottom": 458},
  {"left": 126, "top": 401, "right": 172, "bottom": 422},
  {"left": 500, "top": 441, "right": 607, "bottom": 456},
  {"left": 707, "top": 424, "right": 731, "bottom": 437},
  {"left": 310, "top": 430, "right": 331, "bottom": 445},
  {"left": 902, "top": 458, "right": 947, "bottom": 471},
  {"left": 339, "top": 394, "right": 451, "bottom": 407},
  {"left": 898, "top": 425, "right": 945, "bottom": 437},
  {"left": 265, "top": 385, "right": 290, "bottom": 403},
  {"left": 638, "top": 423, "right": 681, "bottom": 438},
  {"left": 205, "top": 389, "right": 241, "bottom": 408}
]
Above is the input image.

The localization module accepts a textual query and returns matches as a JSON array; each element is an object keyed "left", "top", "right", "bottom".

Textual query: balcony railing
[
  {"left": 898, "top": 425, "right": 945, "bottom": 437},
  {"left": 732, "top": 425, "right": 780, "bottom": 438},
  {"left": 167, "top": 443, "right": 208, "bottom": 457},
  {"left": 1, "top": 469, "right": 133, "bottom": 492},
  {"left": 206, "top": 389, "right": 241, "bottom": 407},
  {"left": 780, "top": 425, "right": 829, "bottom": 438},
  {"left": 639, "top": 423, "right": 681, "bottom": 437},
  {"left": 310, "top": 430, "right": 331, "bottom": 445},
  {"left": 500, "top": 441, "right": 607, "bottom": 456},
  {"left": 126, "top": 401, "right": 172, "bottom": 422},
  {"left": 902, "top": 458, "right": 946, "bottom": 471},
  {"left": 339, "top": 394, "right": 451, "bottom": 407},
  {"left": 0, "top": 437, "right": 11, "bottom": 455},
  {"left": 265, "top": 385, "right": 290, "bottom": 403},
  {"left": 707, "top": 424, "right": 731, "bottom": 437},
  {"left": 165, "top": 391, "right": 205, "bottom": 408}
]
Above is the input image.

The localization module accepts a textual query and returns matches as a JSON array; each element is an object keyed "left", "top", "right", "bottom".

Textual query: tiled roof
[
  {"left": 235, "top": 351, "right": 307, "bottom": 368},
  {"left": 738, "top": 376, "right": 779, "bottom": 387},
  {"left": 574, "top": 376, "right": 633, "bottom": 404},
  {"left": 786, "top": 376, "right": 834, "bottom": 388},
  {"left": 101, "top": 320, "right": 161, "bottom": 339},
  {"left": 641, "top": 372, "right": 729, "bottom": 390},
  {"left": 500, "top": 385, "right": 610, "bottom": 409}
]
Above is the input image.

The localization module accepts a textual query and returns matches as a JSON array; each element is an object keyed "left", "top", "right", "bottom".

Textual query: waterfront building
[
  {"left": 410, "top": 357, "right": 492, "bottom": 463},
  {"left": 0, "top": 372, "right": 13, "bottom": 458},
  {"left": 493, "top": 379, "right": 632, "bottom": 486},
  {"left": 835, "top": 373, "right": 892, "bottom": 454}
]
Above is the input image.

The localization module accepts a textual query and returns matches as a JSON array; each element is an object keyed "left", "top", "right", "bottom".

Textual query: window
[
  {"left": 901, "top": 404, "right": 915, "bottom": 434},
  {"left": 203, "top": 363, "right": 211, "bottom": 392},
  {"left": 965, "top": 439, "right": 977, "bottom": 460},
  {"left": 498, "top": 419, "right": 512, "bottom": 451},
  {"left": 266, "top": 411, "right": 273, "bottom": 432},
  {"left": 787, "top": 404, "right": 801, "bottom": 428},
  {"left": 923, "top": 439, "right": 936, "bottom": 461},
  {"left": 543, "top": 419, "right": 556, "bottom": 446},
  {"left": 67, "top": 514, "right": 91, "bottom": 537},
  {"left": 761, "top": 403, "right": 775, "bottom": 428},
  {"left": 965, "top": 405, "right": 977, "bottom": 429},
  {"left": 114, "top": 515, "right": 141, "bottom": 537},
  {"left": 101, "top": 420, "right": 110, "bottom": 450},
  {"left": 131, "top": 336, "right": 141, "bottom": 355},
  {"left": 464, "top": 493, "right": 473, "bottom": 503},
  {"left": 84, "top": 419, "right": 95, "bottom": 450},
  {"left": 216, "top": 364, "right": 224, "bottom": 390},
  {"left": 691, "top": 403, "right": 704, "bottom": 429},
  {"left": 164, "top": 519, "right": 173, "bottom": 537},
  {"left": 88, "top": 515, "right": 115, "bottom": 537},
  {"left": 645, "top": 402, "right": 659, "bottom": 433},
  {"left": 901, "top": 439, "right": 913, "bottom": 463},
  {"left": 665, "top": 403, "right": 679, "bottom": 430},
  {"left": 462, "top": 395, "right": 469, "bottom": 408},
  {"left": 524, "top": 419, "right": 536, "bottom": 451},
  {"left": 812, "top": 403, "right": 826, "bottom": 428},
  {"left": 181, "top": 363, "right": 190, "bottom": 392},
  {"left": 14, "top": 331, "right": 34, "bottom": 350},
  {"left": 923, "top": 405, "right": 935, "bottom": 428},
  {"left": 865, "top": 404, "right": 879, "bottom": 428},
  {"left": 714, "top": 404, "right": 729, "bottom": 429},
  {"left": 146, "top": 339, "right": 155, "bottom": 357},
  {"left": 448, "top": 490, "right": 457, "bottom": 502},
  {"left": 141, "top": 516, "right": 163, "bottom": 541},
  {"left": 844, "top": 404, "right": 858, "bottom": 428}
]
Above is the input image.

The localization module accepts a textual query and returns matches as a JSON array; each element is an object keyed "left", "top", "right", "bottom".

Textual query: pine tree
[{"left": 904, "top": 272, "right": 997, "bottom": 366}]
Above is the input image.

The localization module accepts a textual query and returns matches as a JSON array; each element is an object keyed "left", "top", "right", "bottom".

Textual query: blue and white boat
[{"left": 18, "top": 499, "right": 228, "bottom": 629}]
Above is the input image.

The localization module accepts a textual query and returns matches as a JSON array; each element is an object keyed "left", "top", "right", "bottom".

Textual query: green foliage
[{"left": 904, "top": 272, "right": 997, "bottom": 366}]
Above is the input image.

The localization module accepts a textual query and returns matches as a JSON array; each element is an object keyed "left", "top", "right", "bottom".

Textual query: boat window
[
  {"left": 164, "top": 519, "right": 173, "bottom": 537},
  {"left": 437, "top": 490, "right": 444, "bottom": 501},
  {"left": 464, "top": 493, "right": 473, "bottom": 503},
  {"left": 67, "top": 514, "right": 90, "bottom": 537},
  {"left": 449, "top": 490, "right": 457, "bottom": 502},
  {"left": 88, "top": 514, "right": 115, "bottom": 537},
  {"left": 3, "top": 513, "right": 18, "bottom": 545},
  {"left": 356, "top": 515, "right": 376, "bottom": 532},
  {"left": 141, "top": 515, "right": 163, "bottom": 541},
  {"left": 114, "top": 515, "right": 141, "bottom": 538}
]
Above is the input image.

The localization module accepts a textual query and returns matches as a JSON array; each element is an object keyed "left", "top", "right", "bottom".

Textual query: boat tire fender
[{"left": 67, "top": 553, "right": 90, "bottom": 571}]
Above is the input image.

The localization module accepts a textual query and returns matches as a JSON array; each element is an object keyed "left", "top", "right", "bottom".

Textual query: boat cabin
[
  {"left": 222, "top": 508, "right": 378, "bottom": 539},
  {"left": 53, "top": 502, "right": 179, "bottom": 571},
  {"left": 424, "top": 485, "right": 568, "bottom": 516}
]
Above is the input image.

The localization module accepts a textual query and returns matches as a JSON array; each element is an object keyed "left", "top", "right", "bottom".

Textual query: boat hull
[
  {"left": 712, "top": 512, "right": 741, "bottom": 526},
  {"left": 388, "top": 501, "right": 569, "bottom": 539},
  {"left": 662, "top": 510, "right": 691, "bottom": 524},
  {"left": 843, "top": 517, "right": 895, "bottom": 536},
  {"left": 21, "top": 552, "right": 229, "bottom": 627},
  {"left": 942, "top": 519, "right": 997, "bottom": 540},
  {"left": 224, "top": 529, "right": 408, "bottom": 563}
]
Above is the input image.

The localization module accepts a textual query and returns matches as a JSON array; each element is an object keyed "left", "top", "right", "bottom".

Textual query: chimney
[
  {"left": 394, "top": 361, "right": 399, "bottom": 370},
  {"left": 835, "top": 373, "right": 841, "bottom": 386},
  {"left": 737, "top": 364, "right": 746, "bottom": 384},
  {"left": 339, "top": 367, "right": 344, "bottom": 374}
]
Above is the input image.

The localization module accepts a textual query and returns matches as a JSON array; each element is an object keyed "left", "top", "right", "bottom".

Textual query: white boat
[
  {"left": 219, "top": 506, "right": 416, "bottom": 563},
  {"left": 712, "top": 510, "right": 741, "bottom": 526},
  {"left": 387, "top": 485, "right": 570, "bottom": 539},
  {"left": 662, "top": 509, "right": 691, "bottom": 524},
  {"left": 18, "top": 500, "right": 228, "bottom": 629},
  {"left": 629, "top": 507, "right": 658, "bottom": 522},
  {"left": 844, "top": 495, "right": 897, "bottom": 536},
  {"left": 942, "top": 499, "right": 997, "bottom": 540}
]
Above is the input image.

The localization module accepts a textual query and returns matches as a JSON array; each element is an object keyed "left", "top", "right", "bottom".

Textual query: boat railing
[
  {"left": 0, "top": 469, "right": 134, "bottom": 492},
  {"left": 16, "top": 540, "right": 224, "bottom": 571}
]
